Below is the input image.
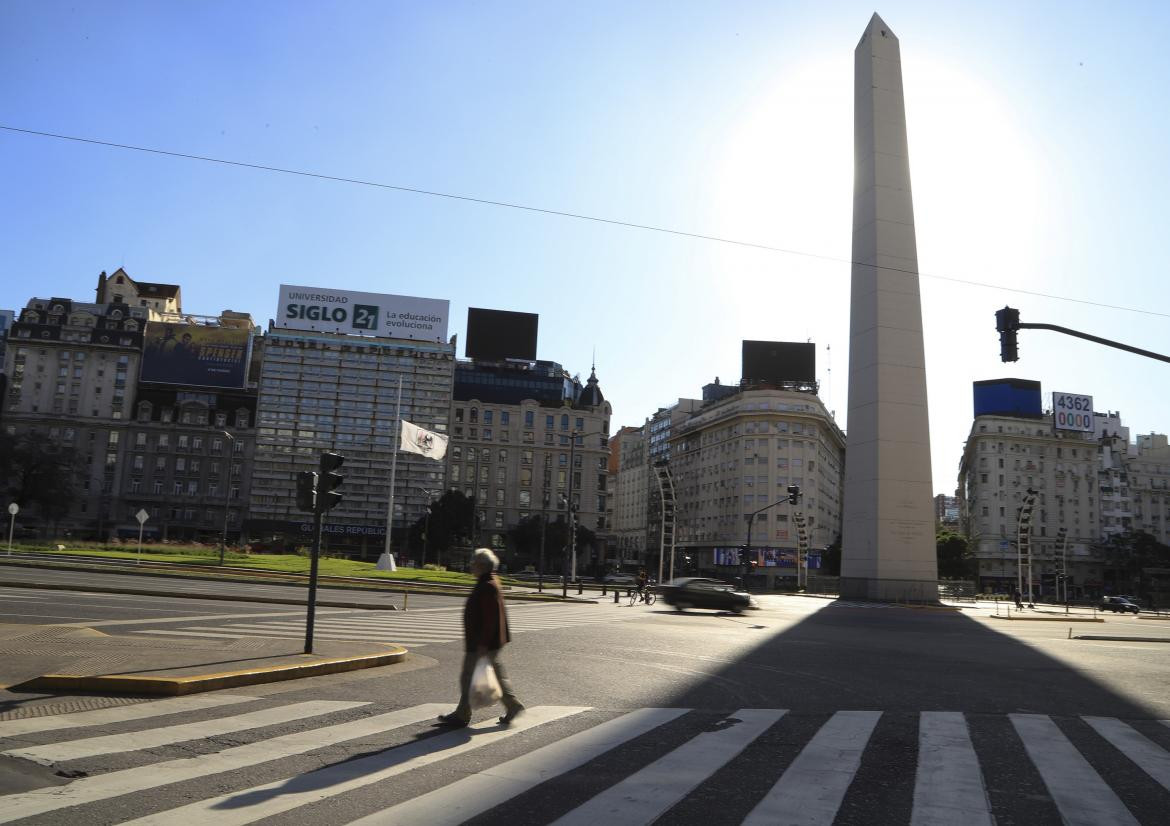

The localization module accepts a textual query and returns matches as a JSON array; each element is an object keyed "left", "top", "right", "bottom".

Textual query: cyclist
[{"left": 636, "top": 568, "right": 649, "bottom": 603}]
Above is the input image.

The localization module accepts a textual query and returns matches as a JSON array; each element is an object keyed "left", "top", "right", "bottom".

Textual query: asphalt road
[{"left": 2, "top": 592, "right": 1169, "bottom": 824}]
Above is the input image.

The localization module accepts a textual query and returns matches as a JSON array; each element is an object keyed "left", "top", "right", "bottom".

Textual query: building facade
[
  {"left": 246, "top": 326, "right": 455, "bottom": 558},
  {"left": 668, "top": 387, "right": 846, "bottom": 588},
  {"left": 609, "top": 425, "right": 648, "bottom": 569},
  {"left": 958, "top": 391, "right": 1170, "bottom": 599},
  {"left": 446, "top": 360, "right": 611, "bottom": 574}
]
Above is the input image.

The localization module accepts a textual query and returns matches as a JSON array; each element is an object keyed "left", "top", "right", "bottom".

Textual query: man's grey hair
[{"left": 471, "top": 547, "right": 499, "bottom": 572}]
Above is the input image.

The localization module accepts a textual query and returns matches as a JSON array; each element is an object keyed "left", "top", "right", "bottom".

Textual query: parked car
[
  {"left": 1099, "top": 596, "right": 1140, "bottom": 614},
  {"left": 658, "top": 577, "right": 754, "bottom": 613}
]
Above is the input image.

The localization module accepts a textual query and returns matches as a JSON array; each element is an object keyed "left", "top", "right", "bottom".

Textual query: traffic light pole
[
  {"left": 304, "top": 504, "right": 323, "bottom": 654},
  {"left": 996, "top": 307, "right": 1170, "bottom": 364}
]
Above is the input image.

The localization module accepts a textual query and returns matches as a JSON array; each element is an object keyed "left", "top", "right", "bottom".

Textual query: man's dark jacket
[{"left": 463, "top": 572, "right": 511, "bottom": 652}]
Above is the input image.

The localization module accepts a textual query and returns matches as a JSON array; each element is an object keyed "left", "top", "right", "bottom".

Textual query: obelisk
[{"left": 840, "top": 14, "right": 938, "bottom": 601}]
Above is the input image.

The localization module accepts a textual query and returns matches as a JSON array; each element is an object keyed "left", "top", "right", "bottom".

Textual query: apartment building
[
  {"left": 668, "top": 387, "right": 846, "bottom": 588},
  {"left": 446, "top": 361, "right": 611, "bottom": 573}
]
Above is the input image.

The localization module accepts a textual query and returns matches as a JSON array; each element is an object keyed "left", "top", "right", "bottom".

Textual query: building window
[{"left": 525, "top": 411, "right": 534, "bottom": 427}]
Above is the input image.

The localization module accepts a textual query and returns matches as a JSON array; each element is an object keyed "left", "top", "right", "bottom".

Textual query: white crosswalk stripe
[
  {"left": 1010, "top": 713, "right": 1140, "bottom": 826},
  {"left": 128, "top": 603, "right": 643, "bottom": 647},
  {"left": 3, "top": 700, "right": 365, "bottom": 765},
  {"left": 743, "top": 710, "right": 880, "bottom": 825},
  {"left": 2, "top": 699, "right": 1168, "bottom": 825}
]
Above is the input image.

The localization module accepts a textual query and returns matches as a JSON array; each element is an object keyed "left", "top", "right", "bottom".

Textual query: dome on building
[{"left": 580, "top": 365, "right": 605, "bottom": 407}]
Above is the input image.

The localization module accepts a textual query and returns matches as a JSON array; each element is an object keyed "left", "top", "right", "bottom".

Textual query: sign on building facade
[{"left": 276, "top": 285, "right": 449, "bottom": 342}]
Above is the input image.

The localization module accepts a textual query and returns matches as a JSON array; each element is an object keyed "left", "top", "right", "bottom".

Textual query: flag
[{"left": 400, "top": 420, "right": 448, "bottom": 460}]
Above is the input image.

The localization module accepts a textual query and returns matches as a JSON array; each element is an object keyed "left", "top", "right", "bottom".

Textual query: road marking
[
  {"left": 0, "top": 694, "right": 258, "bottom": 737},
  {"left": 911, "top": 711, "right": 993, "bottom": 826},
  {"left": 743, "top": 710, "right": 882, "bottom": 825},
  {"left": 1083, "top": 716, "right": 1170, "bottom": 792},
  {"left": 4, "top": 701, "right": 365, "bottom": 765},
  {"left": 53, "top": 609, "right": 353, "bottom": 627},
  {"left": 0, "top": 703, "right": 447, "bottom": 822},
  {"left": 352, "top": 707, "right": 690, "bottom": 826},
  {"left": 1010, "top": 714, "right": 1139, "bottom": 826},
  {"left": 552, "top": 709, "right": 785, "bottom": 826},
  {"left": 124, "top": 705, "right": 589, "bottom": 826}
]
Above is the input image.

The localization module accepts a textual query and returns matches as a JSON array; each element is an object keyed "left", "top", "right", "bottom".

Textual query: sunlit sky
[{"left": 3, "top": 1, "right": 1170, "bottom": 496}]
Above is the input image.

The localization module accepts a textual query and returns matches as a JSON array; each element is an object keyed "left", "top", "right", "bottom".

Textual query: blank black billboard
[
  {"left": 742, "top": 340, "right": 816, "bottom": 385},
  {"left": 466, "top": 308, "right": 538, "bottom": 361}
]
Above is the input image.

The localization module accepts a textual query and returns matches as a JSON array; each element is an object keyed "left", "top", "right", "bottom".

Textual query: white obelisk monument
[{"left": 840, "top": 14, "right": 938, "bottom": 601}]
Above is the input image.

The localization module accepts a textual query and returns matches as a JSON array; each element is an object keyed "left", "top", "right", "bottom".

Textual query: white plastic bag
[{"left": 469, "top": 656, "right": 503, "bottom": 708}]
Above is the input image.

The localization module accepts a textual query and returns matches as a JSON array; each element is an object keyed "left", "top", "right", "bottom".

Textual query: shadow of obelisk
[{"left": 840, "top": 14, "right": 938, "bottom": 602}]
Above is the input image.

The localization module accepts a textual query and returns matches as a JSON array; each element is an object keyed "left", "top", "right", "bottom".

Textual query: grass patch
[{"left": 5, "top": 544, "right": 478, "bottom": 586}]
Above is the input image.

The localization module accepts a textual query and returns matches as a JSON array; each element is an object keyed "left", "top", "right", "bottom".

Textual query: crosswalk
[
  {"left": 2, "top": 693, "right": 1169, "bottom": 824},
  {"left": 127, "top": 602, "right": 646, "bottom": 648}
]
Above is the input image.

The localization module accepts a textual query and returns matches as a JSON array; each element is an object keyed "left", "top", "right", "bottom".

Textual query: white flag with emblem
[{"left": 400, "top": 420, "right": 448, "bottom": 460}]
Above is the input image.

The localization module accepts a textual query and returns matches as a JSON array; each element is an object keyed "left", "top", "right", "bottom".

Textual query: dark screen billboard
[
  {"left": 466, "top": 308, "right": 538, "bottom": 361},
  {"left": 741, "top": 340, "right": 816, "bottom": 385},
  {"left": 972, "top": 378, "right": 1043, "bottom": 419},
  {"left": 141, "top": 322, "right": 251, "bottom": 388}
]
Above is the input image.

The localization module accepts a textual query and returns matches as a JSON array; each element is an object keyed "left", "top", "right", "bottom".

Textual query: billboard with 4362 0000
[
  {"left": 1053, "top": 391, "right": 1094, "bottom": 432},
  {"left": 141, "top": 322, "right": 252, "bottom": 388},
  {"left": 277, "top": 285, "right": 449, "bottom": 342}
]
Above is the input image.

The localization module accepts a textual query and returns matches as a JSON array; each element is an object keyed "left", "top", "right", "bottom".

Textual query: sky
[{"left": 3, "top": 1, "right": 1170, "bottom": 497}]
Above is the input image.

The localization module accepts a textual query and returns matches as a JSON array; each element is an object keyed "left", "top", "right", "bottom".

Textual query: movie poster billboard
[
  {"left": 277, "top": 284, "right": 449, "bottom": 342},
  {"left": 141, "top": 322, "right": 251, "bottom": 388}
]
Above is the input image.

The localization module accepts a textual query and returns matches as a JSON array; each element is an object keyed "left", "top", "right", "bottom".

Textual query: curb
[
  {"left": 988, "top": 615, "right": 1105, "bottom": 622},
  {"left": 1072, "top": 635, "right": 1170, "bottom": 643},
  {"left": 15, "top": 645, "right": 408, "bottom": 696},
  {"left": 0, "top": 578, "right": 403, "bottom": 610}
]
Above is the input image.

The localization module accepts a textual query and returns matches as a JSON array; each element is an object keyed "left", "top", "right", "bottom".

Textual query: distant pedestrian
[
  {"left": 439, "top": 548, "right": 525, "bottom": 728},
  {"left": 1013, "top": 588, "right": 1024, "bottom": 610}
]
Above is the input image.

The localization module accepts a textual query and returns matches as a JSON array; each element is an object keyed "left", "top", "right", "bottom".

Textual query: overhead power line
[{"left": 2, "top": 123, "right": 1167, "bottom": 321}]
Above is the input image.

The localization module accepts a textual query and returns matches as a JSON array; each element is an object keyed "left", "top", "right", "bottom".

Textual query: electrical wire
[{"left": 2, "top": 123, "right": 1168, "bottom": 321}]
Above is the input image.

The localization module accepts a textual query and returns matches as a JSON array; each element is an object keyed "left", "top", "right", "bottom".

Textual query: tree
[
  {"left": 406, "top": 490, "right": 476, "bottom": 566},
  {"left": 936, "top": 529, "right": 974, "bottom": 579},
  {"left": 0, "top": 431, "right": 80, "bottom": 531},
  {"left": 819, "top": 534, "right": 842, "bottom": 576},
  {"left": 507, "top": 513, "right": 596, "bottom": 575}
]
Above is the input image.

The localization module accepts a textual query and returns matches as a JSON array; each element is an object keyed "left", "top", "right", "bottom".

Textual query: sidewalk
[{"left": 0, "top": 624, "right": 406, "bottom": 696}]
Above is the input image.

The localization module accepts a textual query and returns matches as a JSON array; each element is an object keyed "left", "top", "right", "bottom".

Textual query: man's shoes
[
  {"left": 437, "top": 713, "right": 469, "bottom": 728},
  {"left": 499, "top": 704, "right": 526, "bottom": 726}
]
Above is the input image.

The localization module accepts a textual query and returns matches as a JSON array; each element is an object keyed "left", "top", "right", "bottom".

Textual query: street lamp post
[
  {"left": 219, "top": 431, "right": 235, "bottom": 566},
  {"left": 565, "top": 429, "right": 605, "bottom": 584},
  {"left": 419, "top": 487, "right": 439, "bottom": 567}
]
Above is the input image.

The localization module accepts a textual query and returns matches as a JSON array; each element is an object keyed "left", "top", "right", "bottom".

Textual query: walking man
[{"left": 439, "top": 547, "right": 525, "bottom": 727}]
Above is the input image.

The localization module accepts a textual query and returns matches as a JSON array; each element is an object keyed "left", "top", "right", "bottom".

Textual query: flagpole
[{"left": 384, "top": 376, "right": 402, "bottom": 558}]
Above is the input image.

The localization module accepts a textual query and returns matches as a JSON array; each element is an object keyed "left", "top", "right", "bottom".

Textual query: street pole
[
  {"left": 304, "top": 500, "right": 323, "bottom": 654},
  {"left": 220, "top": 431, "right": 234, "bottom": 566},
  {"left": 384, "top": 377, "right": 403, "bottom": 559},
  {"left": 742, "top": 513, "right": 755, "bottom": 590},
  {"left": 567, "top": 433, "right": 577, "bottom": 583},
  {"left": 6, "top": 503, "right": 17, "bottom": 556},
  {"left": 538, "top": 499, "right": 547, "bottom": 593}
]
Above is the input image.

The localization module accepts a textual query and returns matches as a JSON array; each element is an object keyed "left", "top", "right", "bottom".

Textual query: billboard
[
  {"left": 742, "top": 341, "right": 816, "bottom": 386},
  {"left": 1053, "top": 391, "right": 1094, "bottom": 432},
  {"left": 973, "top": 378, "right": 1043, "bottom": 418},
  {"left": 277, "top": 285, "right": 448, "bottom": 342},
  {"left": 465, "top": 307, "right": 538, "bottom": 361},
  {"left": 141, "top": 322, "right": 251, "bottom": 388}
]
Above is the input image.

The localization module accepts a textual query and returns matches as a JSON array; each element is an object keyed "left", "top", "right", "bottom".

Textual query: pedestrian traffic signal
[
  {"left": 296, "top": 471, "right": 318, "bottom": 512},
  {"left": 317, "top": 452, "right": 345, "bottom": 512},
  {"left": 787, "top": 485, "right": 801, "bottom": 505},
  {"left": 996, "top": 306, "right": 1020, "bottom": 362}
]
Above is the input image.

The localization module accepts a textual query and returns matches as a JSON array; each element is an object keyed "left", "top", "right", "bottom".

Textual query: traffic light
[
  {"left": 296, "top": 471, "right": 317, "bottom": 512},
  {"left": 317, "top": 452, "right": 345, "bottom": 512},
  {"left": 787, "top": 485, "right": 801, "bottom": 505},
  {"left": 995, "top": 306, "right": 1020, "bottom": 362}
]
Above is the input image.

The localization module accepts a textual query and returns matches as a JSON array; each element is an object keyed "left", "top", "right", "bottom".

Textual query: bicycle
[{"left": 628, "top": 586, "right": 656, "bottom": 606}]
